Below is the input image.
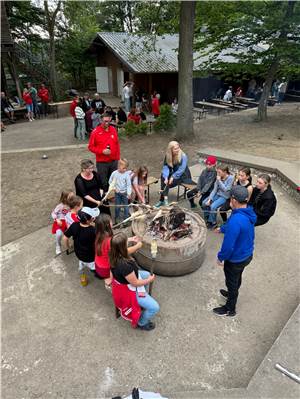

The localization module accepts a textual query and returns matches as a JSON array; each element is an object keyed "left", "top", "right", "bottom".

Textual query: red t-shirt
[
  {"left": 88, "top": 124, "right": 120, "bottom": 163},
  {"left": 127, "top": 114, "right": 141, "bottom": 125},
  {"left": 70, "top": 99, "right": 77, "bottom": 118},
  {"left": 38, "top": 88, "right": 49, "bottom": 103},
  {"left": 23, "top": 93, "right": 33, "bottom": 105},
  {"left": 95, "top": 237, "right": 111, "bottom": 271},
  {"left": 152, "top": 97, "right": 160, "bottom": 115}
]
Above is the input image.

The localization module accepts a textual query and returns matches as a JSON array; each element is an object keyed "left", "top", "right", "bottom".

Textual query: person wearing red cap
[{"left": 187, "top": 155, "right": 217, "bottom": 208}]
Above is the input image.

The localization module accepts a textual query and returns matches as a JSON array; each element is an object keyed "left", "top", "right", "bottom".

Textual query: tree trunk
[
  {"left": 44, "top": 0, "right": 61, "bottom": 101},
  {"left": 257, "top": 0, "right": 295, "bottom": 122},
  {"left": 176, "top": 1, "right": 196, "bottom": 140},
  {"left": 257, "top": 59, "right": 279, "bottom": 121}
]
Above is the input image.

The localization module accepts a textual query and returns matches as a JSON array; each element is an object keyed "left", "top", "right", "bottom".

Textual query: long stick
[{"left": 275, "top": 363, "right": 300, "bottom": 384}]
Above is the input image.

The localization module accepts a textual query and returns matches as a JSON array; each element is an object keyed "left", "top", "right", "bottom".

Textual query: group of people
[
  {"left": 1, "top": 82, "right": 50, "bottom": 128},
  {"left": 69, "top": 92, "right": 151, "bottom": 141},
  {"left": 51, "top": 113, "right": 277, "bottom": 327}
]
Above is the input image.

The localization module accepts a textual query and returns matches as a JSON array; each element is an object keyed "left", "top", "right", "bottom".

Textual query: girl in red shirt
[
  {"left": 94, "top": 214, "right": 145, "bottom": 289},
  {"left": 23, "top": 88, "right": 34, "bottom": 121},
  {"left": 151, "top": 93, "right": 160, "bottom": 117},
  {"left": 127, "top": 108, "right": 141, "bottom": 125}
]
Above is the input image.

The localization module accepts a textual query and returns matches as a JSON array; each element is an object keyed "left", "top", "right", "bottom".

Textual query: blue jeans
[
  {"left": 278, "top": 92, "right": 285, "bottom": 104},
  {"left": 203, "top": 195, "right": 227, "bottom": 224},
  {"left": 124, "top": 98, "right": 131, "bottom": 113},
  {"left": 115, "top": 192, "right": 129, "bottom": 221},
  {"left": 136, "top": 271, "right": 160, "bottom": 326}
]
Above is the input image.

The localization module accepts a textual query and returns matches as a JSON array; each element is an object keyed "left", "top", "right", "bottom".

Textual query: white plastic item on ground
[{"left": 124, "top": 389, "right": 168, "bottom": 399}]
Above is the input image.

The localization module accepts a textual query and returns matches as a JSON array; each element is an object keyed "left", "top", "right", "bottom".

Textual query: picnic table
[
  {"left": 211, "top": 99, "right": 246, "bottom": 111},
  {"left": 193, "top": 107, "right": 208, "bottom": 120},
  {"left": 194, "top": 101, "right": 233, "bottom": 115}
]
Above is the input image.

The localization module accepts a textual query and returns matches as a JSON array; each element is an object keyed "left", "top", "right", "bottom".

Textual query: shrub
[
  {"left": 123, "top": 120, "right": 148, "bottom": 136},
  {"left": 153, "top": 104, "right": 176, "bottom": 132}
]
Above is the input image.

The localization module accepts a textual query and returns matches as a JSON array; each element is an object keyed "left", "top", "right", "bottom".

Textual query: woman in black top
[
  {"left": 74, "top": 159, "right": 110, "bottom": 215},
  {"left": 220, "top": 167, "right": 253, "bottom": 222},
  {"left": 110, "top": 232, "right": 160, "bottom": 331},
  {"left": 248, "top": 174, "right": 277, "bottom": 226}
]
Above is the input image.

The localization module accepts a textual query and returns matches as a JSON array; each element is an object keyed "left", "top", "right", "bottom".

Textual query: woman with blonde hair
[{"left": 155, "top": 141, "right": 195, "bottom": 207}]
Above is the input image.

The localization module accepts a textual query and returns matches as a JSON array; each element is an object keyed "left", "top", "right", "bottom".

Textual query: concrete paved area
[{"left": 2, "top": 162, "right": 300, "bottom": 398}]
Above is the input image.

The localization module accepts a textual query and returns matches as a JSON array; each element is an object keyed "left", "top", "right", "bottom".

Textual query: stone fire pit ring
[{"left": 131, "top": 209, "right": 207, "bottom": 276}]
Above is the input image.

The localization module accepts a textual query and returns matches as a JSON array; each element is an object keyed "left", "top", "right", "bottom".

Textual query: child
[
  {"left": 220, "top": 167, "right": 253, "bottom": 223},
  {"left": 91, "top": 107, "right": 102, "bottom": 129},
  {"left": 94, "top": 214, "right": 141, "bottom": 288},
  {"left": 51, "top": 190, "right": 74, "bottom": 255},
  {"left": 110, "top": 232, "right": 159, "bottom": 331},
  {"left": 202, "top": 164, "right": 234, "bottom": 229},
  {"left": 109, "top": 159, "right": 132, "bottom": 223},
  {"left": 75, "top": 98, "right": 86, "bottom": 140},
  {"left": 65, "top": 195, "right": 83, "bottom": 228},
  {"left": 23, "top": 88, "right": 34, "bottom": 122},
  {"left": 63, "top": 207, "right": 100, "bottom": 284},
  {"left": 131, "top": 166, "right": 148, "bottom": 204},
  {"left": 187, "top": 156, "right": 217, "bottom": 208}
]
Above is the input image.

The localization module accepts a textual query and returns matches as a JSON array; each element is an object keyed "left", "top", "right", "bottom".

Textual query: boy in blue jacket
[{"left": 213, "top": 185, "right": 257, "bottom": 317}]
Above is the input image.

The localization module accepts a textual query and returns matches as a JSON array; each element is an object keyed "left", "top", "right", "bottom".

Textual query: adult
[
  {"left": 155, "top": 141, "right": 195, "bottom": 207},
  {"left": 278, "top": 79, "right": 288, "bottom": 104},
  {"left": 135, "top": 88, "right": 143, "bottom": 109},
  {"left": 127, "top": 108, "right": 141, "bottom": 125},
  {"left": 70, "top": 95, "right": 79, "bottom": 138},
  {"left": 1, "top": 92, "right": 15, "bottom": 122},
  {"left": 116, "top": 105, "right": 127, "bottom": 125},
  {"left": 223, "top": 87, "right": 233, "bottom": 101},
  {"left": 220, "top": 167, "right": 253, "bottom": 223},
  {"left": 213, "top": 185, "right": 256, "bottom": 317},
  {"left": 110, "top": 232, "right": 159, "bottom": 331},
  {"left": 151, "top": 93, "right": 160, "bottom": 118},
  {"left": 104, "top": 106, "right": 116, "bottom": 122},
  {"left": 88, "top": 112, "right": 120, "bottom": 193},
  {"left": 248, "top": 174, "right": 277, "bottom": 226},
  {"left": 235, "top": 86, "right": 243, "bottom": 97},
  {"left": 202, "top": 165, "right": 234, "bottom": 228},
  {"left": 91, "top": 93, "right": 106, "bottom": 113},
  {"left": 27, "top": 82, "right": 38, "bottom": 118},
  {"left": 37, "top": 84, "right": 50, "bottom": 117},
  {"left": 82, "top": 92, "right": 91, "bottom": 113},
  {"left": 74, "top": 159, "right": 110, "bottom": 216},
  {"left": 271, "top": 80, "right": 280, "bottom": 99},
  {"left": 123, "top": 82, "right": 131, "bottom": 113}
]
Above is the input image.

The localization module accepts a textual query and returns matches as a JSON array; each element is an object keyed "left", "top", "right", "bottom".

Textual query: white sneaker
[
  {"left": 56, "top": 245, "right": 62, "bottom": 255},
  {"left": 29, "top": 119, "right": 33, "bottom": 122}
]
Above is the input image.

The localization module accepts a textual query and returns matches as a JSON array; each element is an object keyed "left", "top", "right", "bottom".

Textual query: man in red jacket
[
  {"left": 70, "top": 95, "right": 79, "bottom": 138},
  {"left": 88, "top": 112, "right": 120, "bottom": 192}
]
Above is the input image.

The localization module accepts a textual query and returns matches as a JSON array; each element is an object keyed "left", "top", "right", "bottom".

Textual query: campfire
[{"left": 146, "top": 206, "right": 193, "bottom": 241}]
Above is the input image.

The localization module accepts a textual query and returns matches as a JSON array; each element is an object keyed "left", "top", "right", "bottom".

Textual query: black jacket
[{"left": 248, "top": 186, "right": 277, "bottom": 225}]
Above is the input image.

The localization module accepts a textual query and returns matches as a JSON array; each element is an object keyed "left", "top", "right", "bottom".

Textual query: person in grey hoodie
[
  {"left": 202, "top": 164, "right": 234, "bottom": 228},
  {"left": 187, "top": 155, "right": 217, "bottom": 208}
]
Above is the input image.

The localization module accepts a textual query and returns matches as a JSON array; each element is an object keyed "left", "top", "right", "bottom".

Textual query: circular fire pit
[{"left": 132, "top": 209, "right": 207, "bottom": 276}]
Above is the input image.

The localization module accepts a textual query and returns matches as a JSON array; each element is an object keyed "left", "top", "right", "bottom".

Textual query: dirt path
[{"left": 1, "top": 103, "right": 299, "bottom": 244}]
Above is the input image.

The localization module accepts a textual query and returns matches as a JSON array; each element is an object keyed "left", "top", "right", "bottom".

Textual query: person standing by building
[
  {"left": 38, "top": 84, "right": 50, "bottom": 117},
  {"left": 123, "top": 82, "right": 131, "bottom": 113},
  {"left": 88, "top": 112, "right": 120, "bottom": 193},
  {"left": 278, "top": 78, "right": 288, "bottom": 104},
  {"left": 151, "top": 93, "right": 160, "bottom": 118},
  {"left": 213, "top": 186, "right": 256, "bottom": 317}
]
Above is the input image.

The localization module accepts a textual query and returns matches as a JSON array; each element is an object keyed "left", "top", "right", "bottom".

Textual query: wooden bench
[
  {"left": 176, "top": 182, "right": 197, "bottom": 201},
  {"left": 193, "top": 108, "right": 208, "bottom": 120}
]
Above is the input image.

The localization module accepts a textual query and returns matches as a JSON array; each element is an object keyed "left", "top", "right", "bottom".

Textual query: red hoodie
[
  {"left": 152, "top": 97, "right": 160, "bottom": 116},
  {"left": 70, "top": 99, "right": 77, "bottom": 118},
  {"left": 112, "top": 279, "right": 141, "bottom": 328},
  {"left": 88, "top": 124, "right": 120, "bottom": 163},
  {"left": 38, "top": 88, "right": 49, "bottom": 103},
  {"left": 23, "top": 92, "right": 32, "bottom": 105}
]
